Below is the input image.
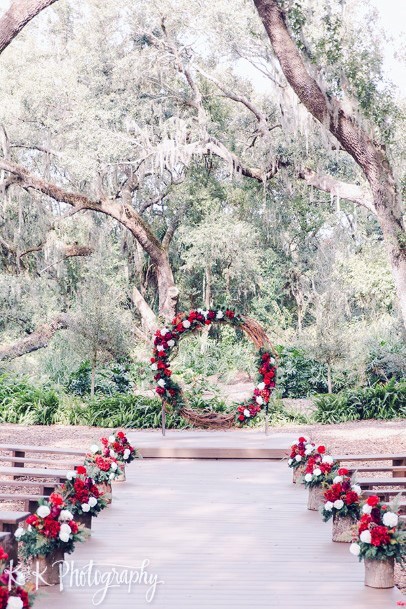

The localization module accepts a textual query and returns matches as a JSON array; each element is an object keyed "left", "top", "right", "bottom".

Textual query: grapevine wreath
[{"left": 150, "top": 308, "right": 278, "bottom": 428}]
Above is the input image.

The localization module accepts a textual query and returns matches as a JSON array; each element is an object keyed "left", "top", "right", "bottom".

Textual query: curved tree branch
[
  {"left": 0, "top": 0, "right": 58, "bottom": 55},
  {"left": 0, "top": 313, "right": 69, "bottom": 361}
]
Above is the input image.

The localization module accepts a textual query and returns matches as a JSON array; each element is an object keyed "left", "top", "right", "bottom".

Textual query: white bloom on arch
[
  {"left": 182, "top": 320, "right": 191, "bottom": 328},
  {"left": 151, "top": 363, "right": 158, "bottom": 371},
  {"left": 257, "top": 382, "right": 265, "bottom": 390},
  {"left": 243, "top": 409, "right": 251, "bottom": 418},
  {"left": 156, "top": 345, "right": 164, "bottom": 352},
  {"left": 255, "top": 396, "right": 264, "bottom": 405},
  {"left": 160, "top": 327, "right": 169, "bottom": 336},
  {"left": 167, "top": 340, "right": 175, "bottom": 348},
  {"left": 157, "top": 379, "right": 166, "bottom": 388},
  {"left": 216, "top": 310, "right": 224, "bottom": 319}
]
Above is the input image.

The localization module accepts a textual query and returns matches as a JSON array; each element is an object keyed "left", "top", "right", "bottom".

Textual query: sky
[{"left": 0, "top": 0, "right": 405, "bottom": 90}]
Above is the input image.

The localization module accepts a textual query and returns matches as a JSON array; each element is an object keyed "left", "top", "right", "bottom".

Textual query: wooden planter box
[
  {"left": 96, "top": 482, "right": 112, "bottom": 504},
  {"left": 364, "top": 558, "right": 394, "bottom": 588},
  {"left": 75, "top": 512, "right": 92, "bottom": 530},
  {"left": 332, "top": 514, "right": 354, "bottom": 543},
  {"left": 31, "top": 547, "right": 65, "bottom": 586},
  {"left": 292, "top": 465, "right": 305, "bottom": 484},
  {"left": 307, "top": 485, "right": 324, "bottom": 511}
]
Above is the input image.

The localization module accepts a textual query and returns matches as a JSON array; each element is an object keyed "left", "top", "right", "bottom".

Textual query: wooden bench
[
  {"left": 0, "top": 494, "right": 46, "bottom": 512},
  {"left": 347, "top": 465, "right": 406, "bottom": 475},
  {"left": 0, "top": 531, "right": 17, "bottom": 564},
  {"left": 335, "top": 454, "right": 406, "bottom": 478},
  {"left": 0, "top": 466, "right": 68, "bottom": 483},
  {"left": 0, "top": 455, "right": 81, "bottom": 468},
  {"left": 0, "top": 444, "right": 86, "bottom": 469},
  {"left": 0, "top": 480, "right": 58, "bottom": 496},
  {"left": 357, "top": 477, "right": 406, "bottom": 490}
]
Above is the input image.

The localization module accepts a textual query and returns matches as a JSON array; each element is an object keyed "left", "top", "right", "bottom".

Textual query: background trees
[{"left": 0, "top": 0, "right": 404, "bottom": 399}]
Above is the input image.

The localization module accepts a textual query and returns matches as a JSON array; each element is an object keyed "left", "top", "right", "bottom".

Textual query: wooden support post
[
  {"left": 265, "top": 403, "right": 269, "bottom": 436},
  {"left": 393, "top": 458, "right": 406, "bottom": 478},
  {"left": 162, "top": 402, "right": 166, "bottom": 437},
  {"left": 12, "top": 450, "right": 25, "bottom": 469}
]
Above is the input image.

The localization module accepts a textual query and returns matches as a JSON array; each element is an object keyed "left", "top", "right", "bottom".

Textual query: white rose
[
  {"left": 90, "top": 444, "right": 99, "bottom": 454},
  {"left": 160, "top": 327, "right": 169, "bottom": 336},
  {"left": 60, "top": 523, "right": 72, "bottom": 535},
  {"left": 14, "top": 527, "right": 24, "bottom": 539},
  {"left": 362, "top": 504, "right": 372, "bottom": 515},
  {"left": 66, "top": 470, "right": 77, "bottom": 481},
  {"left": 111, "top": 462, "right": 118, "bottom": 471},
  {"left": 322, "top": 455, "right": 334, "bottom": 464},
  {"left": 256, "top": 396, "right": 264, "bottom": 405},
  {"left": 216, "top": 311, "right": 224, "bottom": 319},
  {"left": 156, "top": 345, "right": 164, "bottom": 352},
  {"left": 123, "top": 449, "right": 131, "bottom": 460},
  {"left": 15, "top": 572, "right": 25, "bottom": 586},
  {"left": 59, "top": 510, "right": 73, "bottom": 522},
  {"left": 295, "top": 455, "right": 302, "bottom": 462},
  {"left": 305, "top": 473, "right": 313, "bottom": 482},
  {"left": 88, "top": 497, "right": 97, "bottom": 508},
  {"left": 108, "top": 435, "right": 116, "bottom": 443},
  {"left": 324, "top": 501, "right": 333, "bottom": 511},
  {"left": 360, "top": 530, "right": 371, "bottom": 544},
  {"left": 81, "top": 503, "right": 90, "bottom": 513},
  {"left": 59, "top": 532, "right": 70, "bottom": 543},
  {"left": 157, "top": 379, "right": 166, "bottom": 387},
  {"left": 352, "top": 485, "right": 362, "bottom": 496},
  {"left": 313, "top": 468, "right": 322, "bottom": 477},
  {"left": 167, "top": 340, "right": 175, "bottom": 347},
  {"left": 6, "top": 597, "right": 24, "bottom": 609},
  {"left": 304, "top": 443, "right": 313, "bottom": 450},
  {"left": 37, "top": 505, "right": 51, "bottom": 518},
  {"left": 382, "top": 512, "right": 399, "bottom": 528},
  {"left": 349, "top": 543, "right": 360, "bottom": 556},
  {"left": 333, "top": 476, "right": 343, "bottom": 484},
  {"left": 109, "top": 449, "right": 116, "bottom": 458},
  {"left": 182, "top": 320, "right": 191, "bottom": 328},
  {"left": 243, "top": 409, "right": 251, "bottom": 418},
  {"left": 305, "top": 449, "right": 313, "bottom": 456},
  {"left": 334, "top": 499, "right": 344, "bottom": 510},
  {"left": 109, "top": 472, "right": 115, "bottom": 480},
  {"left": 150, "top": 363, "right": 158, "bottom": 371},
  {"left": 257, "top": 382, "right": 265, "bottom": 390},
  {"left": 288, "top": 459, "right": 293, "bottom": 466}
]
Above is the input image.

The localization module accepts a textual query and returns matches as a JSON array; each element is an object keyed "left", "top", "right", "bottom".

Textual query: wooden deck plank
[{"left": 36, "top": 459, "right": 402, "bottom": 608}]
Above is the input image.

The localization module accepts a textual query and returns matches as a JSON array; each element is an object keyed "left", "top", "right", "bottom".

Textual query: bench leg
[
  {"left": 393, "top": 458, "right": 406, "bottom": 478},
  {"left": 12, "top": 450, "right": 25, "bottom": 469},
  {"left": 0, "top": 533, "right": 18, "bottom": 564},
  {"left": 43, "top": 485, "right": 54, "bottom": 496}
]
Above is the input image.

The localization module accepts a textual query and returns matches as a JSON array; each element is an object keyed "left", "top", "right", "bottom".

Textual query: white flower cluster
[
  {"left": 123, "top": 448, "right": 131, "bottom": 460},
  {"left": 6, "top": 596, "right": 24, "bottom": 609}
]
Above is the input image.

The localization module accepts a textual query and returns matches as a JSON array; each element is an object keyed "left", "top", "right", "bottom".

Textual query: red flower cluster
[
  {"left": 94, "top": 456, "right": 116, "bottom": 472},
  {"left": 323, "top": 476, "right": 360, "bottom": 506},
  {"left": 0, "top": 587, "right": 30, "bottom": 609},
  {"left": 305, "top": 451, "right": 334, "bottom": 476},
  {"left": 63, "top": 476, "right": 100, "bottom": 506},
  {"left": 24, "top": 495, "right": 78, "bottom": 539},
  {"left": 289, "top": 436, "right": 314, "bottom": 459},
  {"left": 151, "top": 308, "right": 277, "bottom": 425},
  {"left": 357, "top": 496, "right": 400, "bottom": 549},
  {"left": 101, "top": 432, "right": 136, "bottom": 461}
]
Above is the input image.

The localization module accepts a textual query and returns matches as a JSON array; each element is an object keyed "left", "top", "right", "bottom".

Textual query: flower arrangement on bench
[
  {"left": 14, "top": 493, "right": 86, "bottom": 586},
  {"left": 322, "top": 468, "right": 362, "bottom": 542},
  {"left": 302, "top": 446, "right": 338, "bottom": 510},
  {"left": 349, "top": 495, "right": 405, "bottom": 588},
  {"left": 0, "top": 547, "right": 35, "bottom": 608},
  {"left": 60, "top": 466, "right": 107, "bottom": 527},
  {"left": 101, "top": 431, "right": 137, "bottom": 464},
  {"left": 287, "top": 436, "right": 316, "bottom": 483},
  {"left": 84, "top": 453, "right": 122, "bottom": 503}
]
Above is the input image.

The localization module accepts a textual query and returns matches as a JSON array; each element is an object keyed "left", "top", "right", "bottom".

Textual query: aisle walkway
[{"left": 38, "top": 460, "right": 402, "bottom": 608}]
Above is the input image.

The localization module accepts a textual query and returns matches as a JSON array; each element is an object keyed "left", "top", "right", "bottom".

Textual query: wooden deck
[{"left": 36, "top": 459, "right": 402, "bottom": 608}]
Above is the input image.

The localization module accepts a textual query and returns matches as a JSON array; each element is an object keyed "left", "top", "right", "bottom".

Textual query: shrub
[
  {"left": 0, "top": 374, "right": 60, "bottom": 424},
  {"left": 314, "top": 380, "right": 406, "bottom": 424},
  {"left": 276, "top": 346, "right": 328, "bottom": 398}
]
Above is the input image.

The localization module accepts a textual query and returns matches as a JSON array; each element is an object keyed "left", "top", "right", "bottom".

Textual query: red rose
[
  {"left": 366, "top": 495, "right": 380, "bottom": 507},
  {"left": 49, "top": 492, "right": 64, "bottom": 507},
  {"left": 370, "top": 525, "right": 391, "bottom": 547},
  {"left": 76, "top": 466, "right": 87, "bottom": 476},
  {"left": 338, "top": 468, "right": 349, "bottom": 476},
  {"left": 225, "top": 309, "right": 235, "bottom": 319},
  {"left": 42, "top": 517, "right": 61, "bottom": 538},
  {"left": 0, "top": 548, "right": 8, "bottom": 561},
  {"left": 117, "top": 431, "right": 125, "bottom": 439},
  {"left": 238, "top": 414, "right": 245, "bottom": 421},
  {"left": 344, "top": 491, "right": 360, "bottom": 505},
  {"left": 317, "top": 445, "right": 326, "bottom": 454},
  {"left": 26, "top": 514, "right": 39, "bottom": 526},
  {"left": 207, "top": 310, "right": 216, "bottom": 320},
  {"left": 164, "top": 369, "right": 172, "bottom": 376},
  {"left": 69, "top": 520, "right": 79, "bottom": 534},
  {"left": 298, "top": 437, "right": 306, "bottom": 443},
  {"left": 156, "top": 387, "right": 165, "bottom": 396},
  {"left": 150, "top": 357, "right": 156, "bottom": 363}
]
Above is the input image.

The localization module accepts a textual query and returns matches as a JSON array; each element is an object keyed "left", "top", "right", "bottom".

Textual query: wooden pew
[
  {"left": 0, "top": 480, "right": 58, "bottom": 496},
  {"left": 0, "top": 494, "right": 46, "bottom": 512},
  {"left": 335, "top": 454, "right": 406, "bottom": 478},
  {"left": 0, "top": 531, "right": 16, "bottom": 563},
  {"left": 0, "top": 511, "right": 30, "bottom": 564},
  {"left": 0, "top": 466, "right": 68, "bottom": 483},
  {"left": 357, "top": 477, "right": 406, "bottom": 490},
  {"left": 0, "top": 444, "right": 85, "bottom": 469}
]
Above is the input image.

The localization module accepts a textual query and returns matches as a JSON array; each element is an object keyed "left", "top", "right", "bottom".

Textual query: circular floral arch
[{"left": 150, "top": 308, "right": 278, "bottom": 427}]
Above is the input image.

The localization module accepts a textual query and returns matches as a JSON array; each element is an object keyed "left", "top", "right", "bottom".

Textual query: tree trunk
[
  {"left": 327, "top": 363, "right": 332, "bottom": 394},
  {"left": 90, "top": 350, "right": 97, "bottom": 398},
  {"left": 0, "top": 0, "right": 58, "bottom": 55},
  {"left": 253, "top": 0, "right": 406, "bottom": 329},
  {"left": 200, "top": 267, "right": 212, "bottom": 354},
  {"left": 0, "top": 313, "right": 69, "bottom": 361}
]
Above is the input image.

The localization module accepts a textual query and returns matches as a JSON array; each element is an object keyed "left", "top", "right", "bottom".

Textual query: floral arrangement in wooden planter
[
  {"left": 60, "top": 466, "right": 107, "bottom": 521},
  {"left": 349, "top": 495, "right": 405, "bottom": 588},
  {"left": 14, "top": 493, "right": 86, "bottom": 560},
  {"left": 0, "top": 547, "right": 36, "bottom": 607},
  {"left": 100, "top": 431, "right": 138, "bottom": 464},
  {"left": 302, "top": 446, "right": 338, "bottom": 510},
  {"left": 321, "top": 469, "right": 362, "bottom": 541},
  {"left": 84, "top": 453, "right": 122, "bottom": 483},
  {"left": 287, "top": 436, "right": 316, "bottom": 482}
]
